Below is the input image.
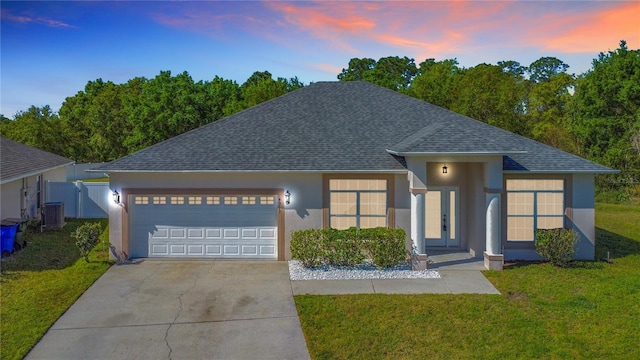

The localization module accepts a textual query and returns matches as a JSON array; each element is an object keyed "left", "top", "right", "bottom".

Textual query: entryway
[{"left": 425, "top": 186, "right": 460, "bottom": 247}]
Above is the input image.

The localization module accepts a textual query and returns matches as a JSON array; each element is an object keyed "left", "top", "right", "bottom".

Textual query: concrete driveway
[{"left": 26, "top": 260, "right": 310, "bottom": 360}]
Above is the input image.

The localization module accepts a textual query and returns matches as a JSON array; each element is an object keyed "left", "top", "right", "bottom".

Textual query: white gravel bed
[{"left": 288, "top": 260, "right": 440, "bottom": 280}]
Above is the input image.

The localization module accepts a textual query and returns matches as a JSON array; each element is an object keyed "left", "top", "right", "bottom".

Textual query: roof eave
[
  {"left": 503, "top": 169, "right": 620, "bottom": 175},
  {"left": 0, "top": 162, "right": 74, "bottom": 185},
  {"left": 386, "top": 149, "right": 527, "bottom": 156},
  {"left": 95, "top": 169, "right": 409, "bottom": 174}
]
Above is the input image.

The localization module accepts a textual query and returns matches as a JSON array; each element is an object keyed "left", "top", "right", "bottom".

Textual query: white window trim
[{"left": 506, "top": 182, "right": 565, "bottom": 242}]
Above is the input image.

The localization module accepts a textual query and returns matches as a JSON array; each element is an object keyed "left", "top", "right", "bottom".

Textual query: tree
[
  {"left": 408, "top": 58, "right": 459, "bottom": 108},
  {"left": 0, "top": 105, "right": 64, "bottom": 155},
  {"left": 338, "top": 56, "right": 417, "bottom": 91},
  {"left": 527, "top": 72, "right": 577, "bottom": 152},
  {"left": 527, "top": 57, "right": 570, "bottom": 83},
  {"left": 570, "top": 40, "right": 640, "bottom": 188},
  {"left": 450, "top": 64, "right": 527, "bottom": 134}
]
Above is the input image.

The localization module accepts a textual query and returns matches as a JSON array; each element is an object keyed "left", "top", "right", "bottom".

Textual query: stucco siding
[
  {"left": 394, "top": 174, "right": 412, "bottom": 250},
  {"left": 1, "top": 180, "right": 23, "bottom": 219},
  {"left": 0, "top": 166, "right": 66, "bottom": 220},
  {"left": 570, "top": 174, "right": 596, "bottom": 260}
]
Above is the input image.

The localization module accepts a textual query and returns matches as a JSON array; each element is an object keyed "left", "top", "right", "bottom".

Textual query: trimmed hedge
[
  {"left": 535, "top": 228, "right": 578, "bottom": 267},
  {"left": 291, "top": 227, "right": 407, "bottom": 269}
]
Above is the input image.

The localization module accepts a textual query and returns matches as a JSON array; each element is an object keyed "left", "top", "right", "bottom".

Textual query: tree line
[{"left": 1, "top": 41, "right": 638, "bottom": 194}]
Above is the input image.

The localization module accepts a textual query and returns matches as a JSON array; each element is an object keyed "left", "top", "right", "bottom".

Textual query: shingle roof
[
  {"left": 97, "top": 81, "right": 615, "bottom": 173},
  {"left": 1, "top": 137, "right": 73, "bottom": 184}
]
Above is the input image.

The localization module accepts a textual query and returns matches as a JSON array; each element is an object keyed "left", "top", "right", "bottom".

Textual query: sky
[{"left": 1, "top": 1, "right": 639, "bottom": 117}]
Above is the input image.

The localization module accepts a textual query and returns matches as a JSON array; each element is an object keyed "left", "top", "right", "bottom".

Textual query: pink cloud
[
  {"left": 532, "top": 2, "right": 640, "bottom": 52},
  {"left": 1, "top": 9, "right": 74, "bottom": 28}
]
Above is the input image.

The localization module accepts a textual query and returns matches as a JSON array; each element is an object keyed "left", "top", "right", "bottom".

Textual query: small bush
[
  {"left": 291, "top": 229, "right": 324, "bottom": 267},
  {"left": 72, "top": 222, "right": 103, "bottom": 262},
  {"left": 322, "top": 227, "right": 365, "bottom": 266},
  {"left": 361, "top": 228, "right": 407, "bottom": 268},
  {"left": 290, "top": 227, "right": 407, "bottom": 268},
  {"left": 535, "top": 228, "right": 578, "bottom": 267}
]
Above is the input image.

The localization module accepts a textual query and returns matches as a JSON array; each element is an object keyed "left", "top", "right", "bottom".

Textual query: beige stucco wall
[
  {"left": 502, "top": 173, "right": 597, "bottom": 261},
  {"left": 570, "top": 174, "right": 596, "bottom": 260},
  {"left": 0, "top": 166, "right": 67, "bottom": 220},
  {"left": 109, "top": 172, "right": 411, "bottom": 260}
]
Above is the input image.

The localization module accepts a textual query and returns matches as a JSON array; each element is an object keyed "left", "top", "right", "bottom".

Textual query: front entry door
[{"left": 425, "top": 186, "right": 460, "bottom": 247}]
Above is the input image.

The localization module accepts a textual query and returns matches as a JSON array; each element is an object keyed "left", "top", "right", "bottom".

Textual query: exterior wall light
[
  {"left": 442, "top": 163, "right": 448, "bottom": 174},
  {"left": 284, "top": 190, "right": 291, "bottom": 205},
  {"left": 112, "top": 190, "right": 120, "bottom": 204}
]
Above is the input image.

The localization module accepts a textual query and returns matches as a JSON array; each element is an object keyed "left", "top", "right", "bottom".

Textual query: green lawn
[
  {"left": 0, "top": 219, "right": 111, "bottom": 360},
  {"left": 295, "top": 203, "right": 640, "bottom": 359}
]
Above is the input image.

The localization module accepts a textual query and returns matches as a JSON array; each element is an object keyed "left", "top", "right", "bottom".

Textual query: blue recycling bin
[{"left": 1, "top": 223, "right": 19, "bottom": 257}]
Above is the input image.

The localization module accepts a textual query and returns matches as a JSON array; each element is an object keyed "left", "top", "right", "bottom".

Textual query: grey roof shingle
[
  {"left": 1, "top": 137, "right": 73, "bottom": 184},
  {"left": 97, "top": 81, "right": 615, "bottom": 174}
]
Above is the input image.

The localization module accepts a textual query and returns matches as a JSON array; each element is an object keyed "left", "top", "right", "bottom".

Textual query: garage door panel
[{"left": 130, "top": 194, "right": 278, "bottom": 259}]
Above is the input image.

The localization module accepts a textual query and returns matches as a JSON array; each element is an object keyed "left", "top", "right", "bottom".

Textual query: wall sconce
[
  {"left": 112, "top": 190, "right": 120, "bottom": 204},
  {"left": 284, "top": 190, "right": 291, "bottom": 205},
  {"left": 442, "top": 163, "right": 448, "bottom": 174}
]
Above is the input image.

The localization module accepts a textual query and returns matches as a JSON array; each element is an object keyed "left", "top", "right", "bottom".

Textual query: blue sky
[{"left": 1, "top": 1, "right": 638, "bottom": 117}]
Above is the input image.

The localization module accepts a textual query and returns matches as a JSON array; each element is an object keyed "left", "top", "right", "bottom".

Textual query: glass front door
[{"left": 425, "top": 186, "right": 460, "bottom": 248}]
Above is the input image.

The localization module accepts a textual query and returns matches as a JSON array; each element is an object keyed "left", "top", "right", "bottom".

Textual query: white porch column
[
  {"left": 484, "top": 191, "right": 504, "bottom": 270},
  {"left": 406, "top": 158, "right": 428, "bottom": 255},
  {"left": 483, "top": 159, "right": 504, "bottom": 270},
  {"left": 485, "top": 193, "right": 501, "bottom": 255},
  {"left": 411, "top": 190, "right": 426, "bottom": 253}
]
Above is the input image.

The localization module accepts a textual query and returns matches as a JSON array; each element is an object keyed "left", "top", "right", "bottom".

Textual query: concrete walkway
[
  {"left": 26, "top": 260, "right": 310, "bottom": 360},
  {"left": 292, "top": 270, "right": 500, "bottom": 295}
]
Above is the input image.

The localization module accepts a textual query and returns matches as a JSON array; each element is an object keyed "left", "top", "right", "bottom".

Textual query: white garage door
[{"left": 129, "top": 194, "right": 278, "bottom": 259}]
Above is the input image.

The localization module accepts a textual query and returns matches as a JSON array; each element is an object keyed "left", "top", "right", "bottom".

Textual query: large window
[
  {"left": 506, "top": 179, "right": 565, "bottom": 242},
  {"left": 329, "top": 179, "right": 387, "bottom": 229}
]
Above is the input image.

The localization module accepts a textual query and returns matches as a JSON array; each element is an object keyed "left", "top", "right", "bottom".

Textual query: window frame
[
  {"left": 323, "top": 174, "right": 395, "bottom": 230},
  {"left": 505, "top": 178, "right": 566, "bottom": 243}
]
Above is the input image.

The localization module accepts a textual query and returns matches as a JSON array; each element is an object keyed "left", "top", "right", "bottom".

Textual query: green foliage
[
  {"left": 534, "top": 228, "right": 578, "bottom": 267},
  {"left": 72, "top": 222, "right": 103, "bottom": 262},
  {"left": 290, "top": 229, "right": 325, "bottom": 267},
  {"left": 360, "top": 227, "right": 407, "bottom": 269},
  {"left": 322, "top": 227, "right": 365, "bottom": 267},
  {"left": 290, "top": 227, "right": 407, "bottom": 268},
  {"left": 338, "top": 56, "right": 418, "bottom": 91}
]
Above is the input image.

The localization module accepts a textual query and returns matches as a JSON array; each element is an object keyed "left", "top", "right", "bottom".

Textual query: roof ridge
[{"left": 388, "top": 122, "right": 449, "bottom": 152}]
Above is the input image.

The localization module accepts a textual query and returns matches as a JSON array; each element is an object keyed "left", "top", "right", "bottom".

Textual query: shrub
[
  {"left": 322, "top": 227, "right": 365, "bottom": 266},
  {"left": 535, "top": 228, "right": 578, "bottom": 267},
  {"left": 291, "top": 229, "right": 324, "bottom": 267},
  {"left": 290, "top": 227, "right": 407, "bottom": 268},
  {"left": 72, "top": 222, "right": 103, "bottom": 262},
  {"left": 361, "top": 227, "right": 407, "bottom": 268}
]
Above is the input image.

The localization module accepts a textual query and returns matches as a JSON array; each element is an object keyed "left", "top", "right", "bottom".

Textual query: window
[
  {"left": 134, "top": 196, "right": 149, "bottom": 205},
  {"left": 170, "top": 196, "right": 184, "bottom": 205},
  {"left": 206, "top": 196, "right": 220, "bottom": 205},
  {"left": 224, "top": 196, "right": 238, "bottom": 205},
  {"left": 242, "top": 196, "right": 256, "bottom": 205},
  {"left": 188, "top": 196, "right": 202, "bottom": 205},
  {"left": 329, "top": 179, "right": 387, "bottom": 229},
  {"left": 506, "top": 179, "right": 564, "bottom": 241},
  {"left": 153, "top": 196, "right": 166, "bottom": 205},
  {"left": 260, "top": 196, "right": 275, "bottom": 205}
]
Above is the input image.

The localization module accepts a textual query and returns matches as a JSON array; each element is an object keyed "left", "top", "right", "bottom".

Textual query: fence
[{"left": 46, "top": 181, "right": 110, "bottom": 218}]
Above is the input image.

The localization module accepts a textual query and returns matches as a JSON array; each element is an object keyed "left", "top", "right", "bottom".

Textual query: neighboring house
[
  {"left": 97, "top": 82, "right": 617, "bottom": 269},
  {"left": 0, "top": 137, "right": 73, "bottom": 220}
]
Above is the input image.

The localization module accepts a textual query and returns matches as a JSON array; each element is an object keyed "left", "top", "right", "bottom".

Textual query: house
[
  {"left": 97, "top": 82, "right": 616, "bottom": 269},
  {"left": 0, "top": 137, "right": 73, "bottom": 220}
]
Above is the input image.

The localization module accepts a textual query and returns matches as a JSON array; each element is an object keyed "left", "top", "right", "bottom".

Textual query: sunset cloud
[
  {"left": 1, "top": 9, "right": 74, "bottom": 28},
  {"left": 532, "top": 2, "right": 640, "bottom": 53}
]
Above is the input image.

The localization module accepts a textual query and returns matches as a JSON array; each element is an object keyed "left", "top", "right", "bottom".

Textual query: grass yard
[
  {"left": 0, "top": 219, "right": 111, "bottom": 360},
  {"left": 295, "top": 203, "right": 640, "bottom": 359}
]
